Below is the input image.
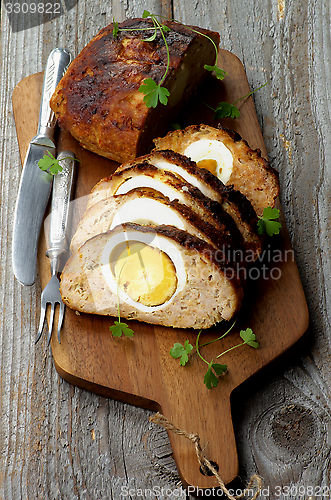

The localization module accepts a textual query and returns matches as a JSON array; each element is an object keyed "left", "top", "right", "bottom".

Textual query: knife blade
[{"left": 12, "top": 48, "right": 72, "bottom": 286}]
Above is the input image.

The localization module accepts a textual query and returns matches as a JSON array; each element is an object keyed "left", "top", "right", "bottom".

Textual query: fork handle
[{"left": 46, "top": 150, "right": 76, "bottom": 266}]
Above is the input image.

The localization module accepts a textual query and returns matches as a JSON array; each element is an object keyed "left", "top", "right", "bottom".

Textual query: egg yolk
[
  {"left": 196, "top": 159, "right": 219, "bottom": 175},
  {"left": 114, "top": 243, "right": 177, "bottom": 306}
]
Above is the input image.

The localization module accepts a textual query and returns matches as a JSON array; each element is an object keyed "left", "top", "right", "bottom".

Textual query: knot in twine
[{"left": 149, "top": 412, "right": 262, "bottom": 500}]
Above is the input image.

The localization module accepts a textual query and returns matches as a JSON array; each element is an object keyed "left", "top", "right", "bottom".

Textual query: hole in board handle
[{"left": 199, "top": 460, "right": 219, "bottom": 476}]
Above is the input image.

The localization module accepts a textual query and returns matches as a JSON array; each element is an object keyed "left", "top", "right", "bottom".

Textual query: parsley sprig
[
  {"left": 257, "top": 207, "right": 282, "bottom": 236},
  {"left": 170, "top": 320, "right": 259, "bottom": 389},
  {"left": 109, "top": 256, "right": 134, "bottom": 338},
  {"left": 38, "top": 151, "right": 76, "bottom": 175},
  {"left": 170, "top": 339, "right": 194, "bottom": 366},
  {"left": 113, "top": 11, "right": 226, "bottom": 108},
  {"left": 138, "top": 11, "right": 171, "bottom": 108},
  {"left": 204, "top": 82, "right": 268, "bottom": 120}
]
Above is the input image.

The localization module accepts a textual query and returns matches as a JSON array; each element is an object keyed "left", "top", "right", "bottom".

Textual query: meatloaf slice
[
  {"left": 153, "top": 124, "right": 280, "bottom": 216},
  {"left": 60, "top": 223, "right": 243, "bottom": 328},
  {"left": 89, "top": 150, "right": 262, "bottom": 259},
  {"left": 85, "top": 163, "right": 245, "bottom": 248},
  {"left": 50, "top": 18, "right": 220, "bottom": 163},
  {"left": 70, "top": 187, "right": 239, "bottom": 258}
]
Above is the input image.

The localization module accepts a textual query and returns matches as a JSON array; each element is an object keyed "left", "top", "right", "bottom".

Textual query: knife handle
[
  {"left": 46, "top": 151, "right": 76, "bottom": 263},
  {"left": 36, "top": 48, "right": 72, "bottom": 144}
]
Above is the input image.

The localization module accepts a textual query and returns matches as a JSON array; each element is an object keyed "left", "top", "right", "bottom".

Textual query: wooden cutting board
[{"left": 12, "top": 50, "right": 309, "bottom": 490}]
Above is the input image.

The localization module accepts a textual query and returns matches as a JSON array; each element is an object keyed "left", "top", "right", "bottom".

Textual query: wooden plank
[
  {"left": 1, "top": 0, "right": 331, "bottom": 497},
  {"left": 12, "top": 49, "right": 308, "bottom": 489},
  {"left": 171, "top": 0, "right": 331, "bottom": 495},
  {"left": 2, "top": 1, "right": 190, "bottom": 498}
]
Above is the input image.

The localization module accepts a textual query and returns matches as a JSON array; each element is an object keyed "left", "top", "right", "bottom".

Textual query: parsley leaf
[
  {"left": 216, "top": 327, "right": 259, "bottom": 359},
  {"left": 112, "top": 19, "right": 119, "bottom": 38},
  {"left": 207, "top": 81, "right": 268, "bottom": 120},
  {"left": 204, "top": 361, "right": 227, "bottom": 389},
  {"left": 38, "top": 151, "right": 63, "bottom": 175},
  {"left": 240, "top": 328, "right": 259, "bottom": 348},
  {"left": 204, "top": 65, "right": 227, "bottom": 80},
  {"left": 114, "top": 12, "right": 225, "bottom": 108},
  {"left": 110, "top": 321, "right": 134, "bottom": 338},
  {"left": 170, "top": 340, "right": 193, "bottom": 366},
  {"left": 109, "top": 255, "right": 134, "bottom": 338},
  {"left": 139, "top": 78, "right": 170, "bottom": 107},
  {"left": 257, "top": 207, "right": 282, "bottom": 236},
  {"left": 38, "top": 151, "right": 81, "bottom": 175},
  {"left": 213, "top": 102, "right": 240, "bottom": 119},
  {"left": 170, "top": 322, "right": 258, "bottom": 390}
]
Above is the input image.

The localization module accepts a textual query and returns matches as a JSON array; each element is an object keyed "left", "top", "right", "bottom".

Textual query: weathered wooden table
[{"left": 1, "top": 0, "right": 330, "bottom": 498}]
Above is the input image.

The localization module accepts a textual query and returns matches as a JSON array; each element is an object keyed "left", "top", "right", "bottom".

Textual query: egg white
[
  {"left": 183, "top": 139, "right": 233, "bottom": 184},
  {"left": 115, "top": 176, "right": 182, "bottom": 201},
  {"left": 110, "top": 198, "right": 186, "bottom": 231},
  {"left": 100, "top": 230, "right": 187, "bottom": 312}
]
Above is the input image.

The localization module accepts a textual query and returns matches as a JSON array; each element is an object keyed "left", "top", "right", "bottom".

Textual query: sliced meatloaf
[
  {"left": 70, "top": 187, "right": 240, "bottom": 259},
  {"left": 60, "top": 223, "right": 244, "bottom": 328},
  {"left": 87, "top": 150, "right": 262, "bottom": 259},
  {"left": 153, "top": 124, "right": 279, "bottom": 216}
]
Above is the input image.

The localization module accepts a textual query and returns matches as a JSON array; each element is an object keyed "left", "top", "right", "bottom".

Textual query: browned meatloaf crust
[{"left": 50, "top": 19, "right": 220, "bottom": 163}]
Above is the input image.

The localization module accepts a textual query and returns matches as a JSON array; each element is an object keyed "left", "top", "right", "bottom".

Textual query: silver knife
[{"left": 12, "top": 48, "right": 72, "bottom": 286}]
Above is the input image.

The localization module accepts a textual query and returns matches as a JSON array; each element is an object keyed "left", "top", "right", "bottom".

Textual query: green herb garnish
[
  {"left": 112, "top": 19, "right": 119, "bottom": 38},
  {"left": 203, "top": 361, "right": 228, "bottom": 390},
  {"left": 216, "top": 328, "right": 259, "bottom": 358},
  {"left": 113, "top": 11, "right": 226, "bottom": 108},
  {"left": 205, "top": 81, "right": 268, "bottom": 120},
  {"left": 109, "top": 256, "right": 134, "bottom": 338},
  {"left": 38, "top": 151, "right": 80, "bottom": 175},
  {"left": 204, "top": 65, "right": 227, "bottom": 80},
  {"left": 170, "top": 320, "right": 259, "bottom": 390},
  {"left": 257, "top": 207, "right": 282, "bottom": 236},
  {"left": 110, "top": 320, "right": 134, "bottom": 338},
  {"left": 170, "top": 340, "right": 194, "bottom": 366},
  {"left": 138, "top": 77, "right": 170, "bottom": 108}
]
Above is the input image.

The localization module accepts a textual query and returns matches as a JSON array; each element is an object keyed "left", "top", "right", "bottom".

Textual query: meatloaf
[
  {"left": 50, "top": 18, "right": 220, "bottom": 163},
  {"left": 70, "top": 187, "right": 240, "bottom": 256}
]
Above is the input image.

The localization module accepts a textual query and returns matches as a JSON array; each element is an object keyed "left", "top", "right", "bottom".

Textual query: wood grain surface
[
  {"left": 11, "top": 56, "right": 308, "bottom": 489},
  {"left": 1, "top": 0, "right": 331, "bottom": 499}
]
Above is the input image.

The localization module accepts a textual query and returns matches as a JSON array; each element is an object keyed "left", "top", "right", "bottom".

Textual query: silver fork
[{"left": 36, "top": 150, "right": 76, "bottom": 345}]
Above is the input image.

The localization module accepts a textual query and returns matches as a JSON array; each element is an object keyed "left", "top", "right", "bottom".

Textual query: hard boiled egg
[
  {"left": 100, "top": 229, "right": 187, "bottom": 312},
  {"left": 183, "top": 139, "right": 233, "bottom": 183}
]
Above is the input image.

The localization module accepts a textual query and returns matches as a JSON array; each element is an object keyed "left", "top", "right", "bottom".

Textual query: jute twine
[{"left": 149, "top": 412, "right": 263, "bottom": 500}]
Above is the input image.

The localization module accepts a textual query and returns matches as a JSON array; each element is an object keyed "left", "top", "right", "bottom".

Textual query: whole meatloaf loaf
[
  {"left": 60, "top": 224, "right": 243, "bottom": 329},
  {"left": 50, "top": 18, "right": 220, "bottom": 163}
]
